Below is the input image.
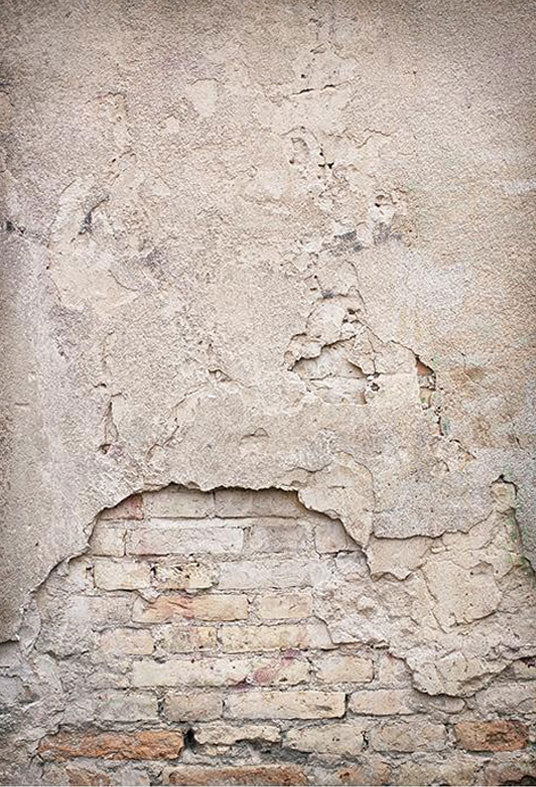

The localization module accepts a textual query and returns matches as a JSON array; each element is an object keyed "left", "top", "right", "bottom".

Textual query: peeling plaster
[{"left": 1, "top": 1, "right": 536, "bottom": 781}]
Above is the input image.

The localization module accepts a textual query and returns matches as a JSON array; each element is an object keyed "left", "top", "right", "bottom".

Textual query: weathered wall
[
  {"left": 3, "top": 486, "right": 536, "bottom": 784},
  {"left": 1, "top": 0, "right": 535, "bottom": 784}
]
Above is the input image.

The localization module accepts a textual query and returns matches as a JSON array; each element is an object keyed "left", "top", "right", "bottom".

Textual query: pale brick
[
  {"left": 89, "top": 523, "right": 126, "bottom": 557},
  {"left": 127, "top": 525, "right": 243, "bottom": 556},
  {"left": 475, "top": 681, "right": 536, "bottom": 714},
  {"left": 377, "top": 653, "right": 411, "bottom": 686},
  {"left": 90, "top": 675, "right": 131, "bottom": 692},
  {"left": 164, "top": 764, "right": 307, "bottom": 786},
  {"left": 94, "top": 559, "right": 151, "bottom": 590},
  {"left": 89, "top": 663, "right": 131, "bottom": 690},
  {"left": 101, "top": 494, "right": 143, "bottom": 520},
  {"left": 194, "top": 723, "right": 280, "bottom": 745},
  {"left": 221, "top": 622, "right": 333, "bottom": 652},
  {"left": 164, "top": 692, "right": 223, "bottom": 721},
  {"left": 397, "top": 754, "right": 480, "bottom": 786},
  {"left": 132, "top": 594, "right": 248, "bottom": 623},
  {"left": 246, "top": 656, "right": 310, "bottom": 686},
  {"left": 285, "top": 721, "right": 366, "bottom": 755},
  {"left": 255, "top": 591, "right": 313, "bottom": 620},
  {"left": 248, "top": 520, "right": 307, "bottom": 553},
  {"left": 349, "top": 689, "right": 415, "bottom": 715},
  {"left": 152, "top": 559, "right": 216, "bottom": 590},
  {"left": 226, "top": 689, "right": 345, "bottom": 719},
  {"left": 144, "top": 487, "right": 214, "bottom": 518},
  {"left": 95, "top": 690, "right": 158, "bottom": 721},
  {"left": 88, "top": 596, "right": 133, "bottom": 627},
  {"left": 369, "top": 720, "right": 447, "bottom": 752},
  {"left": 315, "top": 520, "right": 358, "bottom": 553},
  {"left": 219, "top": 558, "right": 331, "bottom": 589},
  {"left": 148, "top": 517, "right": 247, "bottom": 529},
  {"left": 510, "top": 656, "right": 536, "bottom": 680},
  {"left": 454, "top": 720, "right": 528, "bottom": 751},
  {"left": 316, "top": 653, "right": 374, "bottom": 684},
  {"left": 132, "top": 656, "right": 308, "bottom": 687},
  {"left": 311, "top": 759, "right": 391, "bottom": 786},
  {"left": 215, "top": 488, "right": 305, "bottom": 518},
  {"left": 38, "top": 730, "right": 184, "bottom": 761},
  {"left": 99, "top": 628, "right": 153, "bottom": 656},
  {"left": 157, "top": 625, "right": 217, "bottom": 653}
]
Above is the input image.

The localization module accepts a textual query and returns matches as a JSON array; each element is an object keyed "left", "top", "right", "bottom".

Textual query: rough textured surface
[
  {"left": 1, "top": 0, "right": 536, "bottom": 784},
  {"left": 1, "top": 488, "right": 535, "bottom": 784}
]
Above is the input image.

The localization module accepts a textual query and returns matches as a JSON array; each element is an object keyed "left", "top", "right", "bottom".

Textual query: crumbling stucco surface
[{"left": 1, "top": 0, "right": 535, "bottom": 784}]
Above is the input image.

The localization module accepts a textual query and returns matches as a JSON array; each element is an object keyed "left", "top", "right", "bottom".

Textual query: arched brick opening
[{"left": 34, "top": 486, "right": 383, "bottom": 785}]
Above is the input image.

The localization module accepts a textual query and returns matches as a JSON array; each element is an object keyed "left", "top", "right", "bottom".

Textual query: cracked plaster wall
[{"left": 1, "top": 0, "right": 536, "bottom": 783}]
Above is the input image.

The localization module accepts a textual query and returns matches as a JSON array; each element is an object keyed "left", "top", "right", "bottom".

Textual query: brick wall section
[{"left": 22, "top": 487, "right": 535, "bottom": 785}]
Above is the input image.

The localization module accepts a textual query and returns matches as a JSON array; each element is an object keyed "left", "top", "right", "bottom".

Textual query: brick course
[{"left": 19, "top": 485, "right": 535, "bottom": 785}]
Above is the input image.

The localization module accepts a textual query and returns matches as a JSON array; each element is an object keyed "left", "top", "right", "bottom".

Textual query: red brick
[
  {"left": 38, "top": 730, "right": 183, "bottom": 761},
  {"left": 454, "top": 720, "right": 528, "bottom": 751},
  {"left": 166, "top": 765, "right": 307, "bottom": 785}
]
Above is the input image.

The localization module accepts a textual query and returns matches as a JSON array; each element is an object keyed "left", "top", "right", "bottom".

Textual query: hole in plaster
[{"left": 22, "top": 485, "right": 369, "bottom": 770}]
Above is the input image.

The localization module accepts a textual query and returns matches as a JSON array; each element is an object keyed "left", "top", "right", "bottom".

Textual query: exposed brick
[
  {"left": 255, "top": 590, "right": 313, "bottom": 620},
  {"left": 376, "top": 653, "right": 411, "bottom": 686},
  {"left": 219, "top": 558, "right": 331, "bottom": 589},
  {"left": 226, "top": 689, "right": 345, "bottom": 719},
  {"left": 311, "top": 760, "right": 391, "bottom": 786},
  {"left": 214, "top": 488, "right": 305, "bottom": 518},
  {"left": 483, "top": 752, "right": 536, "bottom": 785},
  {"left": 64, "top": 766, "right": 113, "bottom": 786},
  {"left": 95, "top": 690, "right": 158, "bottom": 721},
  {"left": 397, "top": 754, "right": 480, "bottom": 786},
  {"left": 246, "top": 656, "right": 310, "bottom": 686},
  {"left": 144, "top": 487, "right": 214, "bottom": 518},
  {"left": 194, "top": 723, "right": 280, "bottom": 745},
  {"left": 46, "top": 764, "right": 150, "bottom": 787},
  {"left": 475, "top": 681, "right": 536, "bottom": 714},
  {"left": 132, "top": 656, "right": 309, "bottom": 687},
  {"left": 510, "top": 656, "right": 536, "bottom": 680},
  {"left": 163, "top": 692, "right": 223, "bottom": 721},
  {"left": 127, "top": 525, "right": 243, "bottom": 556},
  {"left": 222, "top": 622, "right": 333, "bottom": 652},
  {"left": 315, "top": 521, "right": 358, "bottom": 553},
  {"left": 454, "top": 720, "right": 528, "bottom": 751},
  {"left": 152, "top": 559, "right": 216, "bottom": 590},
  {"left": 165, "top": 764, "right": 307, "bottom": 785},
  {"left": 101, "top": 494, "right": 143, "bottom": 520},
  {"left": 349, "top": 689, "right": 415, "bottom": 715},
  {"left": 38, "top": 730, "right": 184, "bottom": 761},
  {"left": 89, "top": 523, "right": 126, "bottom": 557},
  {"left": 248, "top": 520, "right": 308, "bottom": 553},
  {"left": 285, "top": 721, "right": 366, "bottom": 755},
  {"left": 93, "top": 559, "right": 151, "bottom": 590},
  {"left": 89, "top": 666, "right": 131, "bottom": 690},
  {"left": 88, "top": 596, "right": 133, "bottom": 627},
  {"left": 369, "top": 720, "right": 447, "bottom": 752},
  {"left": 315, "top": 653, "right": 373, "bottom": 684},
  {"left": 157, "top": 625, "right": 217, "bottom": 653},
  {"left": 99, "top": 628, "right": 153, "bottom": 656},
  {"left": 132, "top": 594, "right": 248, "bottom": 623}
]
